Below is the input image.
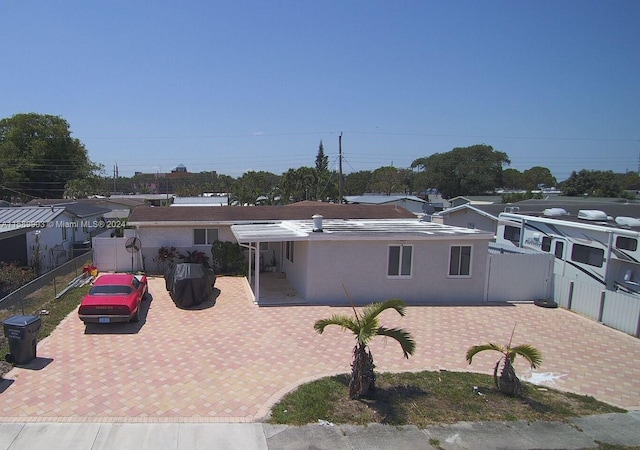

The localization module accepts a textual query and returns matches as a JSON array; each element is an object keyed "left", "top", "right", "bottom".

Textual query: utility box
[{"left": 3, "top": 315, "right": 42, "bottom": 365}]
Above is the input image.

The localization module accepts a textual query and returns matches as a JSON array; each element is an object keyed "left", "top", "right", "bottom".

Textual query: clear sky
[{"left": 2, "top": 0, "right": 638, "bottom": 182}]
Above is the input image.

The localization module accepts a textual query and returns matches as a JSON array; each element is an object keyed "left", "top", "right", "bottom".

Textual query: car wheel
[{"left": 130, "top": 306, "right": 140, "bottom": 323}]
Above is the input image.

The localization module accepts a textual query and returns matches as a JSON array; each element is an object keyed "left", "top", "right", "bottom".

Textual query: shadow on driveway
[{"left": 83, "top": 296, "right": 153, "bottom": 335}]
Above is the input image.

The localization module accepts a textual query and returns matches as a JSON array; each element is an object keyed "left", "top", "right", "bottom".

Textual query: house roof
[
  {"left": 24, "top": 200, "right": 111, "bottom": 218},
  {"left": 128, "top": 203, "right": 416, "bottom": 225},
  {"left": 0, "top": 206, "right": 67, "bottom": 238},
  {"left": 231, "top": 218, "right": 494, "bottom": 243},
  {"left": 344, "top": 195, "right": 426, "bottom": 205},
  {"left": 110, "top": 194, "right": 173, "bottom": 201},
  {"left": 0, "top": 206, "right": 66, "bottom": 224},
  {"left": 171, "top": 196, "right": 229, "bottom": 206},
  {"left": 435, "top": 204, "right": 500, "bottom": 220}
]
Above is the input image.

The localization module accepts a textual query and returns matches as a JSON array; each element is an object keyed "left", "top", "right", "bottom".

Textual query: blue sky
[{"left": 2, "top": 1, "right": 638, "bottom": 182}]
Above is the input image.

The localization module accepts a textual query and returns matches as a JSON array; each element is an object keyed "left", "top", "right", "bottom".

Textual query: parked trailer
[{"left": 496, "top": 209, "right": 640, "bottom": 297}]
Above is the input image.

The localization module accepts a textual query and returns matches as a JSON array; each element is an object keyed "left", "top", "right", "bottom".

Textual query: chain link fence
[{"left": 0, "top": 251, "right": 94, "bottom": 312}]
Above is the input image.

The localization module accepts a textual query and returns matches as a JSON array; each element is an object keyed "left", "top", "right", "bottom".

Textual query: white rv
[{"left": 496, "top": 209, "right": 640, "bottom": 297}]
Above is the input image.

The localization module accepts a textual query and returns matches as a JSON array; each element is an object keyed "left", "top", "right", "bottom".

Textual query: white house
[
  {"left": 431, "top": 204, "right": 500, "bottom": 234},
  {"left": 344, "top": 195, "right": 428, "bottom": 215},
  {"left": 1, "top": 203, "right": 111, "bottom": 272},
  {"left": 0, "top": 206, "right": 75, "bottom": 272},
  {"left": 124, "top": 203, "right": 497, "bottom": 305},
  {"left": 231, "top": 217, "right": 494, "bottom": 306},
  {"left": 171, "top": 196, "right": 230, "bottom": 206}
]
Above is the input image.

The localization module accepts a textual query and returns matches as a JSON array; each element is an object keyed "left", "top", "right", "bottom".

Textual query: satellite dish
[{"left": 125, "top": 237, "right": 142, "bottom": 272}]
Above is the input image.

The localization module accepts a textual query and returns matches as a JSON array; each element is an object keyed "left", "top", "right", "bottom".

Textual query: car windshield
[{"left": 89, "top": 285, "right": 133, "bottom": 295}]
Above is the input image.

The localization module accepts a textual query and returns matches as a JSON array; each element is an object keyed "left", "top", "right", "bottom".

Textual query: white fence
[
  {"left": 92, "top": 236, "right": 144, "bottom": 273},
  {"left": 485, "top": 252, "right": 554, "bottom": 302},
  {"left": 553, "top": 275, "right": 640, "bottom": 338}
]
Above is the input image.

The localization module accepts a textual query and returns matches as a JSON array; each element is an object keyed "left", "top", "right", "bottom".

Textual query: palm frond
[
  {"left": 313, "top": 315, "right": 359, "bottom": 334},
  {"left": 510, "top": 344, "right": 543, "bottom": 369},
  {"left": 362, "top": 299, "right": 407, "bottom": 320},
  {"left": 377, "top": 326, "right": 416, "bottom": 358},
  {"left": 465, "top": 343, "right": 505, "bottom": 364},
  {"left": 357, "top": 316, "right": 380, "bottom": 345}
]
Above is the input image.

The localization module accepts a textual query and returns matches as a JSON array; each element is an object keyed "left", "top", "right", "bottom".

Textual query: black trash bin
[{"left": 3, "top": 315, "right": 42, "bottom": 365}]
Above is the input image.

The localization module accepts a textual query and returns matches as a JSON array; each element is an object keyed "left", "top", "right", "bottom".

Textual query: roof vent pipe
[{"left": 312, "top": 214, "right": 323, "bottom": 232}]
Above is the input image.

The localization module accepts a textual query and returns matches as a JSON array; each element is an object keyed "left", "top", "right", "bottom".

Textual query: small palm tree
[
  {"left": 465, "top": 326, "right": 542, "bottom": 396},
  {"left": 314, "top": 298, "right": 416, "bottom": 400}
]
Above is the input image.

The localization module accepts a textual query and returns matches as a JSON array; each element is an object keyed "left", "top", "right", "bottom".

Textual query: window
[
  {"left": 194, "top": 228, "right": 219, "bottom": 245},
  {"left": 541, "top": 237, "right": 552, "bottom": 252},
  {"left": 61, "top": 226, "right": 67, "bottom": 241},
  {"left": 387, "top": 245, "right": 413, "bottom": 277},
  {"left": 449, "top": 245, "right": 472, "bottom": 277},
  {"left": 503, "top": 225, "right": 521, "bottom": 246},
  {"left": 259, "top": 242, "right": 269, "bottom": 251},
  {"left": 616, "top": 236, "right": 637, "bottom": 252},
  {"left": 571, "top": 244, "right": 604, "bottom": 267},
  {"left": 554, "top": 241, "right": 564, "bottom": 259},
  {"left": 285, "top": 241, "right": 294, "bottom": 263}
]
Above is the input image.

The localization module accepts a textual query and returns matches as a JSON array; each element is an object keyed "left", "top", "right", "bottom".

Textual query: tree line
[{"left": 1, "top": 113, "right": 638, "bottom": 204}]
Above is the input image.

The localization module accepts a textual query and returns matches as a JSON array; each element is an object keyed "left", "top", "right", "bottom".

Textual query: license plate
[{"left": 99, "top": 317, "right": 110, "bottom": 324}]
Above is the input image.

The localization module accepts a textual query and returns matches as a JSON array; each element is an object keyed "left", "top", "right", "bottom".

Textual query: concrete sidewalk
[{"left": 1, "top": 412, "right": 639, "bottom": 449}]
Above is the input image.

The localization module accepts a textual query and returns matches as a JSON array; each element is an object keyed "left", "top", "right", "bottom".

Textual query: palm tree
[
  {"left": 465, "top": 327, "right": 542, "bottom": 396},
  {"left": 313, "top": 299, "right": 416, "bottom": 400}
]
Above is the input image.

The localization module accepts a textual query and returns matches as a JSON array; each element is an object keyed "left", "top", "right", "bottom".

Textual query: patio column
[{"left": 254, "top": 241, "right": 261, "bottom": 304}]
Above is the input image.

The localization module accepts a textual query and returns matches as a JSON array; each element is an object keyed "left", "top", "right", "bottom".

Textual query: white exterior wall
[
  {"left": 282, "top": 240, "right": 308, "bottom": 296},
  {"left": 441, "top": 209, "right": 497, "bottom": 234},
  {"left": 301, "top": 238, "right": 489, "bottom": 305},
  {"left": 25, "top": 212, "right": 76, "bottom": 272},
  {"left": 135, "top": 225, "right": 236, "bottom": 273}
]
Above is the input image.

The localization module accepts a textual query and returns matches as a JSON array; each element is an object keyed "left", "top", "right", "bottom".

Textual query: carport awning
[{"left": 231, "top": 223, "right": 308, "bottom": 243}]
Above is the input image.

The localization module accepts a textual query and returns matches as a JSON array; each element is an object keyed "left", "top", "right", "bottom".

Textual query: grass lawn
[
  {"left": 269, "top": 370, "right": 627, "bottom": 427},
  {"left": 0, "top": 273, "right": 90, "bottom": 377}
]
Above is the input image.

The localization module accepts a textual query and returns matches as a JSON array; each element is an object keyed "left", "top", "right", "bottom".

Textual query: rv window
[
  {"left": 554, "top": 242, "right": 564, "bottom": 259},
  {"left": 571, "top": 244, "right": 604, "bottom": 267},
  {"left": 616, "top": 236, "right": 637, "bottom": 252},
  {"left": 541, "top": 237, "right": 551, "bottom": 252},
  {"left": 503, "top": 225, "right": 521, "bottom": 246}
]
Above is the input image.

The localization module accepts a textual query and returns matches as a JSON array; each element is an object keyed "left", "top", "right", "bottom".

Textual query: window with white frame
[
  {"left": 193, "top": 228, "right": 219, "bottom": 245},
  {"left": 387, "top": 244, "right": 413, "bottom": 277},
  {"left": 449, "top": 245, "right": 472, "bottom": 277}
]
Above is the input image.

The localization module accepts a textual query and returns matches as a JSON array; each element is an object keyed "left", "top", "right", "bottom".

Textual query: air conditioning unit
[{"left": 578, "top": 210, "right": 609, "bottom": 221}]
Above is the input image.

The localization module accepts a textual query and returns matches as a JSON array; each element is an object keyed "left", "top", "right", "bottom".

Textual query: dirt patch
[{"left": 0, "top": 360, "right": 12, "bottom": 378}]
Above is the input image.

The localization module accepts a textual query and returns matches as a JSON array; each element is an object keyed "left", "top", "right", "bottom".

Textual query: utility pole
[{"left": 338, "top": 132, "right": 343, "bottom": 203}]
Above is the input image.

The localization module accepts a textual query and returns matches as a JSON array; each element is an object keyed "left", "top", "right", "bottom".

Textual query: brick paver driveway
[{"left": 1, "top": 276, "right": 639, "bottom": 423}]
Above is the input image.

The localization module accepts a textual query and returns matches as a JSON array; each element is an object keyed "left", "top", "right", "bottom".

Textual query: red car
[{"left": 78, "top": 273, "right": 149, "bottom": 324}]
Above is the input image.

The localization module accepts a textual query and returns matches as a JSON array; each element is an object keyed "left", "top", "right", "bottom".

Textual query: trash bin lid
[{"left": 2, "top": 315, "right": 41, "bottom": 327}]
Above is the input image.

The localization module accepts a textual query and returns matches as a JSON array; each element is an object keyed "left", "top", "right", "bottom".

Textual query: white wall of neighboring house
[
  {"left": 436, "top": 208, "right": 498, "bottom": 234},
  {"left": 25, "top": 211, "right": 76, "bottom": 273}
]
